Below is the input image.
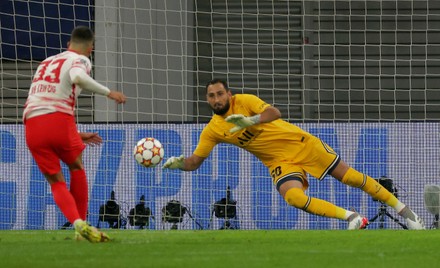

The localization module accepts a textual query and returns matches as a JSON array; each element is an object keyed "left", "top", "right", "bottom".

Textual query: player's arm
[
  {"left": 162, "top": 154, "right": 206, "bottom": 171},
  {"left": 69, "top": 67, "right": 126, "bottom": 104},
  {"left": 226, "top": 106, "right": 281, "bottom": 133},
  {"left": 259, "top": 106, "right": 281, "bottom": 123},
  {"left": 163, "top": 126, "right": 215, "bottom": 171},
  {"left": 183, "top": 154, "right": 206, "bottom": 171},
  {"left": 79, "top": 132, "right": 102, "bottom": 146}
]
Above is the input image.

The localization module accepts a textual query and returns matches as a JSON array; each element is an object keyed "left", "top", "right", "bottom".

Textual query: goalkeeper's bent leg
[
  {"left": 340, "top": 167, "right": 405, "bottom": 212},
  {"left": 284, "top": 187, "right": 352, "bottom": 220}
]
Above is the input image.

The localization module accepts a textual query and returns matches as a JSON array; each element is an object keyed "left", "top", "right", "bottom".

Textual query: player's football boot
[
  {"left": 405, "top": 215, "right": 426, "bottom": 230},
  {"left": 100, "top": 231, "right": 111, "bottom": 242},
  {"left": 347, "top": 214, "right": 369, "bottom": 230},
  {"left": 74, "top": 231, "right": 85, "bottom": 241},
  {"left": 399, "top": 206, "right": 426, "bottom": 230},
  {"left": 74, "top": 220, "right": 111, "bottom": 243}
]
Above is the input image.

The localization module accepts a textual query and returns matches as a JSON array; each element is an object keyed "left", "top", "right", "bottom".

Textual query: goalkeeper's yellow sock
[
  {"left": 284, "top": 188, "right": 350, "bottom": 220},
  {"left": 341, "top": 168, "right": 405, "bottom": 212}
]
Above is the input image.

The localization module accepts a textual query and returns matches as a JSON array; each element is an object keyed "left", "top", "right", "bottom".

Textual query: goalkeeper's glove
[
  {"left": 162, "top": 155, "right": 185, "bottom": 169},
  {"left": 225, "top": 114, "right": 261, "bottom": 133}
]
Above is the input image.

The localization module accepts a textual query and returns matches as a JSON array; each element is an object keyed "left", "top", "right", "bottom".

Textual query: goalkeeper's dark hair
[
  {"left": 70, "top": 25, "right": 94, "bottom": 44},
  {"left": 205, "top": 79, "right": 230, "bottom": 93}
]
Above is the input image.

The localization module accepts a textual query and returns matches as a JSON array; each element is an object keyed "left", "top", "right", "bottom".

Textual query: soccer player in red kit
[
  {"left": 163, "top": 79, "right": 425, "bottom": 230},
  {"left": 23, "top": 26, "right": 126, "bottom": 242}
]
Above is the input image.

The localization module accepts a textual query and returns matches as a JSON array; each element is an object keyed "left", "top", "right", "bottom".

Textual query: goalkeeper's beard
[{"left": 211, "top": 100, "right": 230, "bottom": 115}]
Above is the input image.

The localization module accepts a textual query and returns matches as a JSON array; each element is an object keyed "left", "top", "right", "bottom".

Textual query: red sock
[
  {"left": 70, "top": 169, "right": 88, "bottom": 220},
  {"left": 50, "top": 181, "right": 80, "bottom": 224}
]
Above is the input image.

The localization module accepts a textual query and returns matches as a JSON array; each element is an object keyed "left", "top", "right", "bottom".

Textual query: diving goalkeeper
[{"left": 162, "top": 79, "right": 425, "bottom": 230}]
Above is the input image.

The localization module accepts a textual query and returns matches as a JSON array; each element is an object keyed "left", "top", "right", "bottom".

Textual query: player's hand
[
  {"left": 225, "top": 114, "right": 260, "bottom": 133},
  {"left": 107, "top": 91, "right": 126, "bottom": 104},
  {"left": 79, "top": 132, "right": 103, "bottom": 146},
  {"left": 162, "top": 155, "right": 185, "bottom": 169}
]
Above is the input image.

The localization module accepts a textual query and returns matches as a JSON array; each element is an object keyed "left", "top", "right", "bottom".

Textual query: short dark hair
[
  {"left": 70, "top": 26, "right": 94, "bottom": 43},
  {"left": 205, "top": 79, "right": 229, "bottom": 93}
]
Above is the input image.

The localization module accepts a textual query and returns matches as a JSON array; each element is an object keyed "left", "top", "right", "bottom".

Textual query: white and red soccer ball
[{"left": 133, "top": 137, "right": 164, "bottom": 168}]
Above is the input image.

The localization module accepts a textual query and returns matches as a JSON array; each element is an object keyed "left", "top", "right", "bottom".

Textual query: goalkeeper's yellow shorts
[{"left": 269, "top": 135, "right": 340, "bottom": 191}]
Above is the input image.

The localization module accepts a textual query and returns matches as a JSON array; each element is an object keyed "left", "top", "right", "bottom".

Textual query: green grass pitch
[{"left": 1, "top": 229, "right": 439, "bottom": 268}]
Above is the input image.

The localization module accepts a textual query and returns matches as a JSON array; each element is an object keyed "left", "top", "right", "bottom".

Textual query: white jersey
[{"left": 23, "top": 50, "right": 104, "bottom": 121}]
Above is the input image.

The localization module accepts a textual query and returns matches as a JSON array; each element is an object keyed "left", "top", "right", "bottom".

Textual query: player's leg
[
  {"left": 65, "top": 155, "right": 106, "bottom": 242},
  {"left": 277, "top": 179, "right": 341, "bottom": 218},
  {"left": 51, "top": 113, "right": 88, "bottom": 221},
  {"left": 57, "top": 114, "right": 110, "bottom": 241},
  {"left": 66, "top": 154, "right": 88, "bottom": 221},
  {"left": 61, "top": 157, "right": 109, "bottom": 242},
  {"left": 292, "top": 136, "right": 369, "bottom": 229},
  {"left": 25, "top": 113, "right": 82, "bottom": 226},
  {"left": 44, "top": 172, "right": 83, "bottom": 224},
  {"left": 26, "top": 113, "right": 110, "bottom": 241},
  {"left": 331, "top": 160, "right": 425, "bottom": 229},
  {"left": 45, "top": 171, "right": 108, "bottom": 242},
  {"left": 272, "top": 163, "right": 368, "bottom": 229},
  {"left": 67, "top": 158, "right": 107, "bottom": 242}
]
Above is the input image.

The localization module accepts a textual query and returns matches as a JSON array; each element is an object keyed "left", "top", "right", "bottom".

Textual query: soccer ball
[{"left": 133, "top": 137, "right": 165, "bottom": 168}]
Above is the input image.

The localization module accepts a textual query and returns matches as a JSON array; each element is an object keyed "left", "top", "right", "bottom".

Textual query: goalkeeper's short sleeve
[{"left": 193, "top": 126, "right": 217, "bottom": 158}]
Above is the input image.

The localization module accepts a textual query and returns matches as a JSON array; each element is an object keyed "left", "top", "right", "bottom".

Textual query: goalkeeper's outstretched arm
[
  {"left": 259, "top": 106, "right": 281, "bottom": 123},
  {"left": 162, "top": 154, "right": 205, "bottom": 171},
  {"left": 182, "top": 154, "right": 205, "bottom": 171},
  {"left": 225, "top": 106, "right": 281, "bottom": 133}
]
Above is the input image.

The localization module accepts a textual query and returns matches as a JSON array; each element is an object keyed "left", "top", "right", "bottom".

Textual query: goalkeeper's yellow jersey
[{"left": 194, "top": 94, "right": 313, "bottom": 167}]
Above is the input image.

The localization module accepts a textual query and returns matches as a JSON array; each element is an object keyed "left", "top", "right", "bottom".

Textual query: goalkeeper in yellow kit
[{"left": 163, "top": 79, "right": 425, "bottom": 230}]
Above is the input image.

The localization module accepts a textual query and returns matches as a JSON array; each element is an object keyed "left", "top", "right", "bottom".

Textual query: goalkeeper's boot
[
  {"left": 403, "top": 209, "right": 426, "bottom": 230},
  {"left": 399, "top": 206, "right": 426, "bottom": 230},
  {"left": 406, "top": 216, "right": 425, "bottom": 230},
  {"left": 74, "top": 220, "right": 111, "bottom": 243},
  {"left": 347, "top": 213, "right": 369, "bottom": 230}
]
